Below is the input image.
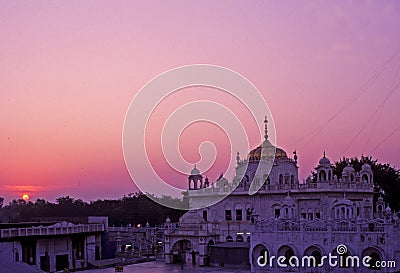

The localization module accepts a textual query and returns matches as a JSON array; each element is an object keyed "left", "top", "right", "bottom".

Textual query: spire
[{"left": 264, "top": 115, "right": 269, "bottom": 140}]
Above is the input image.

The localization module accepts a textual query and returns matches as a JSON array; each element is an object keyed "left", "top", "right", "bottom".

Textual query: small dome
[
  {"left": 318, "top": 151, "right": 330, "bottom": 165},
  {"left": 343, "top": 164, "right": 355, "bottom": 174},
  {"left": 362, "top": 163, "right": 371, "bottom": 171},
  {"left": 191, "top": 165, "right": 200, "bottom": 175},
  {"left": 319, "top": 156, "right": 330, "bottom": 165}
]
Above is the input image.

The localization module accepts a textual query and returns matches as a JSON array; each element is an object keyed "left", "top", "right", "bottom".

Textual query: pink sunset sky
[{"left": 1, "top": 1, "right": 400, "bottom": 203}]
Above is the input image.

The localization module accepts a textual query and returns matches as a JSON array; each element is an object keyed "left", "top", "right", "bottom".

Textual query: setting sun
[{"left": 22, "top": 194, "right": 29, "bottom": 201}]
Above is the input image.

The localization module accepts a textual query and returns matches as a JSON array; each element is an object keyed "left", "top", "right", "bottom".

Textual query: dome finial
[
  {"left": 323, "top": 151, "right": 326, "bottom": 158},
  {"left": 264, "top": 115, "right": 268, "bottom": 140}
]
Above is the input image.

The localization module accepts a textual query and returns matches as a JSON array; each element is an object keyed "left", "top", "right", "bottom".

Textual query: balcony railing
[{"left": 0, "top": 223, "right": 104, "bottom": 239}]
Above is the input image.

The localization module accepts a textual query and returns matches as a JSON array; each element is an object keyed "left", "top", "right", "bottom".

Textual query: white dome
[
  {"left": 318, "top": 152, "right": 330, "bottom": 165},
  {"left": 362, "top": 163, "right": 371, "bottom": 171},
  {"left": 343, "top": 166, "right": 355, "bottom": 172},
  {"left": 319, "top": 156, "right": 330, "bottom": 165},
  {"left": 190, "top": 166, "right": 200, "bottom": 175}
]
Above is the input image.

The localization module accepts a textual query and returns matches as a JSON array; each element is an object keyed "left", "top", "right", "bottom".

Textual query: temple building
[{"left": 164, "top": 117, "right": 400, "bottom": 272}]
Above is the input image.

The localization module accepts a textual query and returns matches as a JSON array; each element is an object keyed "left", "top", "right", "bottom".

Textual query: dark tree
[{"left": 0, "top": 193, "right": 185, "bottom": 226}]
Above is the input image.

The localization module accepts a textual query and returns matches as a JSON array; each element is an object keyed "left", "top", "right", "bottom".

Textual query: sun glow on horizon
[{"left": 22, "top": 194, "right": 30, "bottom": 201}]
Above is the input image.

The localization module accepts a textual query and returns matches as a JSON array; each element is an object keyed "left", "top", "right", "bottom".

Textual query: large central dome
[
  {"left": 247, "top": 115, "right": 287, "bottom": 161},
  {"left": 247, "top": 139, "right": 287, "bottom": 161}
]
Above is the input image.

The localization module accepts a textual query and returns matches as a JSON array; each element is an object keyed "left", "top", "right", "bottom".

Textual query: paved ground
[
  {"left": 82, "top": 261, "right": 251, "bottom": 273},
  {"left": 0, "top": 261, "right": 45, "bottom": 273}
]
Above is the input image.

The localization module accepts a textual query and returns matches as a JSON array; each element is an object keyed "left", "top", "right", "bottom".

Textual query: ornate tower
[
  {"left": 188, "top": 165, "right": 203, "bottom": 190},
  {"left": 316, "top": 151, "right": 333, "bottom": 182}
]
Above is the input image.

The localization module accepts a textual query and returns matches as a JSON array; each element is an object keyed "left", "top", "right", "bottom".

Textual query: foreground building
[
  {"left": 0, "top": 216, "right": 107, "bottom": 272},
  {"left": 164, "top": 117, "right": 400, "bottom": 272}
]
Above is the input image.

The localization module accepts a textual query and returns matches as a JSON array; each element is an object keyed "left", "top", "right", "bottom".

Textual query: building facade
[
  {"left": 0, "top": 217, "right": 107, "bottom": 272},
  {"left": 164, "top": 117, "right": 400, "bottom": 272}
]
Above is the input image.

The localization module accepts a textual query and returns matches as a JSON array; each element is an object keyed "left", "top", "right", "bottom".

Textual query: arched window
[
  {"left": 226, "top": 236, "right": 233, "bottom": 242},
  {"left": 279, "top": 174, "right": 283, "bottom": 185},
  {"left": 290, "top": 175, "right": 294, "bottom": 184},
  {"left": 262, "top": 174, "right": 270, "bottom": 188},
  {"left": 235, "top": 204, "right": 243, "bottom": 221},
  {"left": 236, "top": 235, "right": 243, "bottom": 242},
  {"left": 319, "top": 170, "right": 326, "bottom": 181},
  {"left": 315, "top": 208, "right": 321, "bottom": 219},
  {"left": 263, "top": 174, "right": 268, "bottom": 184},
  {"left": 307, "top": 208, "right": 314, "bottom": 220},
  {"left": 362, "top": 174, "right": 369, "bottom": 182},
  {"left": 301, "top": 209, "right": 306, "bottom": 219}
]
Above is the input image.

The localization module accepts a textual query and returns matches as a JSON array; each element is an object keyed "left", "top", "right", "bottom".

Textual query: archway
[
  {"left": 331, "top": 246, "right": 354, "bottom": 268},
  {"left": 319, "top": 170, "right": 326, "bottom": 181},
  {"left": 362, "top": 247, "right": 383, "bottom": 271},
  {"left": 207, "top": 240, "right": 214, "bottom": 253},
  {"left": 171, "top": 239, "right": 191, "bottom": 264},
  {"left": 304, "top": 245, "right": 323, "bottom": 267},
  {"left": 278, "top": 245, "right": 295, "bottom": 266},
  {"left": 252, "top": 244, "right": 269, "bottom": 268}
]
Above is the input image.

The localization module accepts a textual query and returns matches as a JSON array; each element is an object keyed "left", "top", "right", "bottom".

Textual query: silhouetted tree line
[{"left": 0, "top": 192, "right": 186, "bottom": 226}]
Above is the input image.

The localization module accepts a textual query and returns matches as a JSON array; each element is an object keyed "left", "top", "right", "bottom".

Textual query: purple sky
[{"left": 1, "top": 1, "right": 400, "bottom": 203}]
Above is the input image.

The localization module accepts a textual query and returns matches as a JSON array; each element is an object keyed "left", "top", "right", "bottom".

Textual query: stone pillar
[
  {"left": 165, "top": 253, "right": 174, "bottom": 264},
  {"left": 49, "top": 239, "right": 56, "bottom": 273},
  {"left": 164, "top": 236, "right": 173, "bottom": 264},
  {"left": 198, "top": 236, "right": 208, "bottom": 266}
]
